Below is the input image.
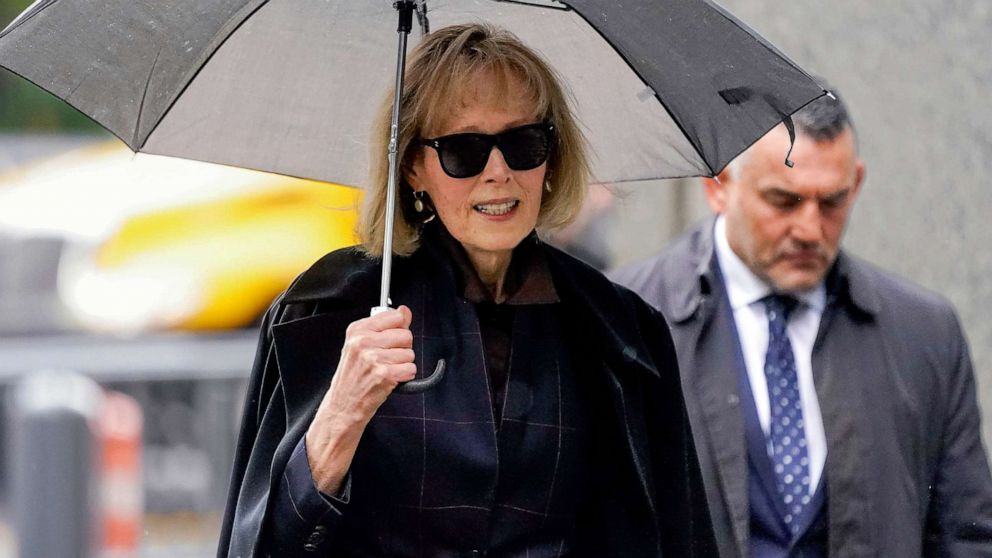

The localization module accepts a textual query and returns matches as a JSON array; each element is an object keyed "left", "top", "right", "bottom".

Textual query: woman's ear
[{"left": 406, "top": 151, "right": 425, "bottom": 191}]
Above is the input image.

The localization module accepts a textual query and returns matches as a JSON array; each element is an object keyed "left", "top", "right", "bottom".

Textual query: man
[{"left": 612, "top": 90, "right": 992, "bottom": 557}]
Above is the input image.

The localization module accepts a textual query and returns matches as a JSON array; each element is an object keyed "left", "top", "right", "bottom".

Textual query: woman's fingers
[
  {"left": 343, "top": 326, "right": 413, "bottom": 359},
  {"left": 395, "top": 305, "right": 413, "bottom": 328},
  {"left": 390, "top": 362, "right": 418, "bottom": 383},
  {"left": 377, "top": 347, "right": 416, "bottom": 365},
  {"left": 349, "top": 305, "right": 413, "bottom": 334},
  {"left": 345, "top": 358, "right": 417, "bottom": 393},
  {"left": 330, "top": 305, "right": 418, "bottom": 407},
  {"left": 306, "top": 307, "right": 417, "bottom": 493},
  {"left": 372, "top": 327, "right": 414, "bottom": 349}
]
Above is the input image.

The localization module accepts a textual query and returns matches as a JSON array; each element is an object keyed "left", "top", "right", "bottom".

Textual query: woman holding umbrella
[{"left": 219, "top": 23, "right": 715, "bottom": 558}]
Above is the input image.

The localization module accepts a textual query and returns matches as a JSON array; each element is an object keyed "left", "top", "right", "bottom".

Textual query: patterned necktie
[{"left": 763, "top": 294, "right": 812, "bottom": 533}]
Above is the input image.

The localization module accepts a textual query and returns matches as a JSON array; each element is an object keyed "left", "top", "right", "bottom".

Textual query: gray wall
[{"left": 610, "top": 0, "right": 992, "bottom": 454}]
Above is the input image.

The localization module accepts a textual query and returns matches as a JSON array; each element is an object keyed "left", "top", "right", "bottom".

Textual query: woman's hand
[{"left": 304, "top": 305, "right": 416, "bottom": 495}]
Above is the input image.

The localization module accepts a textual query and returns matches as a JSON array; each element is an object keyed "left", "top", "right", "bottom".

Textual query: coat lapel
[
  {"left": 546, "top": 247, "right": 677, "bottom": 551},
  {"left": 683, "top": 291, "right": 751, "bottom": 556},
  {"left": 813, "top": 276, "right": 879, "bottom": 557},
  {"left": 272, "top": 308, "right": 368, "bottom": 429},
  {"left": 665, "top": 222, "right": 750, "bottom": 558}
]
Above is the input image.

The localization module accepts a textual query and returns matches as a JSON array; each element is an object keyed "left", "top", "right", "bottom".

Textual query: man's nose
[{"left": 791, "top": 201, "right": 824, "bottom": 244}]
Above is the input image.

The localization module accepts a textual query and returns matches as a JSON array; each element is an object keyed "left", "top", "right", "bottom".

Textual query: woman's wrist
[{"left": 305, "top": 416, "right": 365, "bottom": 495}]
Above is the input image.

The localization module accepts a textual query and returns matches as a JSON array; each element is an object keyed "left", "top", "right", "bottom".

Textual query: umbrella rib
[
  {"left": 701, "top": 0, "right": 816, "bottom": 80},
  {"left": 0, "top": 0, "right": 58, "bottom": 39},
  {"left": 701, "top": 1, "right": 828, "bottom": 170},
  {"left": 135, "top": 0, "right": 272, "bottom": 152},
  {"left": 563, "top": 5, "right": 716, "bottom": 176},
  {"left": 133, "top": 49, "right": 162, "bottom": 147}
]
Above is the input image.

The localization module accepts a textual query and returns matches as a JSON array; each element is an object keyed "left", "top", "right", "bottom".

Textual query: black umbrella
[{"left": 0, "top": 0, "right": 825, "bottom": 390}]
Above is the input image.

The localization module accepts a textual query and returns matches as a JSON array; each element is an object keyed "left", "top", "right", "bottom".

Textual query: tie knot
[{"left": 764, "top": 294, "right": 798, "bottom": 323}]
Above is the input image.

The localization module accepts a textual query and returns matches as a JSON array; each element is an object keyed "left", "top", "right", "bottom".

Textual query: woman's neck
[{"left": 465, "top": 248, "right": 513, "bottom": 303}]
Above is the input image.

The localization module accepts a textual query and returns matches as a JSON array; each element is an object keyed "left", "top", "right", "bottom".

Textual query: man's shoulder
[
  {"left": 608, "top": 223, "right": 711, "bottom": 315},
  {"left": 839, "top": 252, "right": 959, "bottom": 324}
]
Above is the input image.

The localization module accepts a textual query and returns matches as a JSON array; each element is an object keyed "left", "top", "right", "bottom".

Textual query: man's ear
[
  {"left": 851, "top": 158, "right": 866, "bottom": 199},
  {"left": 702, "top": 168, "right": 732, "bottom": 214}
]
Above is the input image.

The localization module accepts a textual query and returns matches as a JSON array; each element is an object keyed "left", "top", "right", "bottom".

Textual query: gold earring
[{"left": 413, "top": 191, "right": 426, "bottom": 213}]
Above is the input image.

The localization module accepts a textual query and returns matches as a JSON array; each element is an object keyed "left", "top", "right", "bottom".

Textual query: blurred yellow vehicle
[{"left": 0, "top": 140, "right": 361, "bottom": 333}]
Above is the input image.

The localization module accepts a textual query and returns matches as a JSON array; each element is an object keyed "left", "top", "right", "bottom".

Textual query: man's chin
[{"left": 767, "top": 268, "right": 828, "bottom": 293}]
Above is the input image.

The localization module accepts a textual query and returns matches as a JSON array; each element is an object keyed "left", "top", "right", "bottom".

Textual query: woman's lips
[{"left": 473, "top": 199, "right": 519, "bottom": 216}]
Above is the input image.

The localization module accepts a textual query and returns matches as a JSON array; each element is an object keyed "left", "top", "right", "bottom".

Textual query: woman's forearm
[{"left": 305, "top": 413, "right": 366, "bottom": 495}]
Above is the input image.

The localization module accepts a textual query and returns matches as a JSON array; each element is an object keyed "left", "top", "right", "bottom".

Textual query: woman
[{"left": 218, "top": 23, "right": 714, "bottom": 558}]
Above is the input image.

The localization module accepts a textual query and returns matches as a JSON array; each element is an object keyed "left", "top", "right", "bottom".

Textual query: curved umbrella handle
[
  {"left": 395, "top": 359, "right": 446, "bottom": 394},
  {"left": 370, "top": 305, "right": 446, "bottom": 393}
]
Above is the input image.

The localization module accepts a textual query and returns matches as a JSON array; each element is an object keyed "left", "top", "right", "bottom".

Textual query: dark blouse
[{"left": 435, "top": 224, "right": 559, "bottom": 425}]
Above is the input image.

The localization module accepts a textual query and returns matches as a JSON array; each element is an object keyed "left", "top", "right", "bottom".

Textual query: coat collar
[
  {"left": 543, "top": 244, "right": 661, "bottom": 379},
  {"left": 278, "top": 238, "right": 661, "bottom": 380},
  {"left": 670, "top": 218, "right": 880, "bottom": 323},
  {"left": 283, "top": 246, "right": 381, "bottom": 305},
  {"left": 280, "top": 222, "right": 559, "bottom": 307}
]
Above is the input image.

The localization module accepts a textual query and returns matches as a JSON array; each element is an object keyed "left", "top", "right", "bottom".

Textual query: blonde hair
[{"left": 359, "top": 23, "right": 590, "bottom": 256}]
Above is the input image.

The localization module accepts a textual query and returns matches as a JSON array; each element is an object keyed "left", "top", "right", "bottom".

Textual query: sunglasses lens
[
  {"left": 429, "top": 124, "right": 552, "bottom": 179},
  {"left": 499, "top": 126, "right": 551, "bottom": 171},
  {"left": 439, "top": 135, "right": 492, "bottom": 179}
]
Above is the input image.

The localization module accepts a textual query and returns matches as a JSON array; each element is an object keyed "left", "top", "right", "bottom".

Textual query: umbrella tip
[{"left": 782, "top": 115, "right": 797, "bottom": 169}]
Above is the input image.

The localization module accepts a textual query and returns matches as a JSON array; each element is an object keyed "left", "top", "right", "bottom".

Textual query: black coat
[{"left": 217, "top": 240, "right": 716, "bottom": 557}]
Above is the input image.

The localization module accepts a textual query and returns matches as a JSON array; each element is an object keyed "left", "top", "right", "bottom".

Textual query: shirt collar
[{"left": 713, "top": 215, "right": 826, "bottom": 312}]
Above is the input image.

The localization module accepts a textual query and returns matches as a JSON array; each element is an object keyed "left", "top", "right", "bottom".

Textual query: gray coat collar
[{"left": 669, "top": 218, "right": 880, "bottom": 323}]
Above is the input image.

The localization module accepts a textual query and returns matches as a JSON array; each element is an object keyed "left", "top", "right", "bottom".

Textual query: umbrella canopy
[
  {"left": 0, "top": 0, "right": 824, "bottom": 187},
  {"left": 0, "top": 0, "right": 826, "bottom": 393}
]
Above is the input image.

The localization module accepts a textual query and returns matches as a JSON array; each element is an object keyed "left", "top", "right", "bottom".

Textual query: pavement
[{"left": 0, "top": 512, "right": 222, "bottom": 558}]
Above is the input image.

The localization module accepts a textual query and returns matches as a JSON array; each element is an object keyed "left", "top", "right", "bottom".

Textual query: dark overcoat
[
  {"left": 217, "top": 240, "right": 716, "bottom": 557},
  {"left": 612, "top": 220, "right": 992, "bottom": 558}
]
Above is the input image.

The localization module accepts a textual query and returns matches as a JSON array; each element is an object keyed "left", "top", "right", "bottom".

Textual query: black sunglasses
[{"left": 421, "top": 122, "right": 554, "bottom": 179}]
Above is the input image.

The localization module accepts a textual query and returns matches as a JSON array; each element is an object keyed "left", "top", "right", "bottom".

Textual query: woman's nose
[{"left": 480, "top": 147, "right": 512, "bottom": 183}]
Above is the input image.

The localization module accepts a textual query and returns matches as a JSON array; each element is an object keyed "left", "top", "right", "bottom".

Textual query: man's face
[{"left": 704, "top": 125, "right": 865, "bottom": 292}]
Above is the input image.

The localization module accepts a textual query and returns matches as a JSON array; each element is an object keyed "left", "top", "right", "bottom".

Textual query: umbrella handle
[
  {"left": 370, "top": 305, "right": 447, "bottom": 393},
  {"left": 395, "top": 359, "right": 446, "bottom": 394}
]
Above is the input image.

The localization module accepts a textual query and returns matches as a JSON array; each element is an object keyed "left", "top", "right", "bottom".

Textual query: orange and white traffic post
[{"left": 97, "top": 391, "right": 144, "bottom": 558}]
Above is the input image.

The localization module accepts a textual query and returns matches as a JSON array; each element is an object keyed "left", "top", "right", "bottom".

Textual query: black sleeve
[
  {"left": 217, "top": 297, "right": 286, "bottom": 557},
  {"left": 263, "top": 437, "right": 351, "bottom": 555},
  {"left": 634, "top": 293, "right": 719, "bottom": 558}
]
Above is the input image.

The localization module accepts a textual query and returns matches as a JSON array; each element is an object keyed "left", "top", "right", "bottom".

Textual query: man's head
[{"left": 703, "top": 91, "right": 866, "bottom": 292}]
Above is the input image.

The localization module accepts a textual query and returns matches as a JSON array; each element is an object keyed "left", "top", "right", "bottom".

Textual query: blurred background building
[{"left": 0, "top": 0, "right": 989, "bottom": 556}]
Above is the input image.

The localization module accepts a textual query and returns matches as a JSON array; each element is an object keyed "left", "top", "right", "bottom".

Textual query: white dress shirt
[{"left": 713, "top": 216, "right": 827, "bottom": 494}]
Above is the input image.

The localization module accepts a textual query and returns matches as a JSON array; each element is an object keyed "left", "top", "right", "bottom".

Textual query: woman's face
[{"left": 407, "top": 72, "right": 546, "bottom": 266}]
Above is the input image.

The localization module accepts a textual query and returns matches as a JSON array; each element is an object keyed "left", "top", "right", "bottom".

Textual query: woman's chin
[{"left": 456, "top": 228, "right": 531, "bottom": 258}]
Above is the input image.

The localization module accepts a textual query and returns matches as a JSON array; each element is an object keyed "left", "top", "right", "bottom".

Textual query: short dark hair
[{"left": 793, "top": 82, "right": 854, "bottom": 142}]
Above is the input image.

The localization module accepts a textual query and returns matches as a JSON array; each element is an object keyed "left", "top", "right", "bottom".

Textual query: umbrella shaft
[{"left": 380, "top": 3, "right": 415, "bottom": 309}]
